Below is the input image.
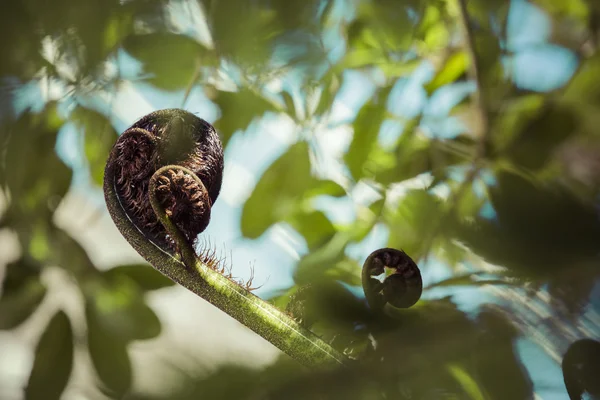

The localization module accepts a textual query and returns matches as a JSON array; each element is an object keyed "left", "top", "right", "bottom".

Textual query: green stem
[{"left": 104, "top": 159, "right": 349, "bottom": 368}]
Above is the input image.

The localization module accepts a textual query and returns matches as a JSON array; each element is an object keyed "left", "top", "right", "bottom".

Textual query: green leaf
[
  {"left": 348, "top": 198, "right": 385, "bottom": 242},
  {"left": 504, "top": 104, "right": 577, "bottom": 171},
  {"left": 241, "top": 142, "right": 319, "bottom": 238},
  {"left": 212, "top": 88, "right": 277, "bottom": 146},
  {"left": 281, "top": 90, "right": 297, "bottom": 121},
  {"left": 323, "top": 257, "right": 362, "bottom": 287},
  {"left": 294, "top": 233, "right": 350, "bottom": 285},
  {"left": 385, "top": 189, "right": 442, "bottom": 258},
  {"left": 532, "top": 0, "right": 589, "bottom": 20},
  {"left": 425, "top": 273, "right": 511, "bottom": 289},
  {"left": 86, "top": 303, "right": 132, "bottom": 398},
  {"left": 491, "top": 95, "right": 545, "bottom": 153},
  {"left": 303, "top": 179, "right": 346, "bottom": 198},
  {"left": 345, "top": 92, "right": 390, "bottom": 181},
  {"left": 368, "top": 130, "right": 472, "bottom": 186},
  {"left": 123, "top": 33, "right": 211, "bottom": 90},
  {"left": 104, "top": 264, "right": 175, "bottom": 291},
  {"left": 71, "top": 106, "right": 118, "bottom": 186},
  {"left": 49, "top": 226, "right": 96, "bottom": 274},
  {"left": 208, "top": 0, "right": 280, "bottom": 66},
  {"left": 447, "top": 364, "right": 486, "bottom": 400},
  {"left": 424, "top": 51, "right": 469, "bottom": 95},
  {"left": 2, "top": 104, "right": 70, "bottom": 218},
  {"left": 563, "top": 54, "right": 600, "bottom": 106},
  {"left": 287, "top": 210, "right": 336, "bottom": 251},
  {"left": 314, "top": 73, "right": 341, "bottom": 116},
  {"left": 0, "top": 269, "right": 46, "bottom": 330},
  {"left": 86, "top": 278, "right": 162, "bottom": 342},
  {"left": 25, "top": 311, "right": 73, "bottom": 400}
]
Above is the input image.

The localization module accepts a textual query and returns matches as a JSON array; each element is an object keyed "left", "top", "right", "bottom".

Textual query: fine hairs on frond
[{"left": 194, "top": 236, "right": 263, "bottom": 291}]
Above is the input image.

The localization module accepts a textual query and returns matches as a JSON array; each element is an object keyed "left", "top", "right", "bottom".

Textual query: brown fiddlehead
[{"left": 104, "top": 109, "right": 349, "bottom": 368}]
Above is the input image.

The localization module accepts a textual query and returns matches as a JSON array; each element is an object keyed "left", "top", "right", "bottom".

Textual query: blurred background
[{"left": 1, "top": 0, "right": 599, "bottom": 399}]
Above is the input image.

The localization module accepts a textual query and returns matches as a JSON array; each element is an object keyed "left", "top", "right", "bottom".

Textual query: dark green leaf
[
  {"left": 71, "top": 106, "right": 118, "bottom": 186},
  {"left": 314, "top": 73, "right": 341, "bottom": 116},
  {"left": 212, "top": 88, "right": 277, "bottom": 146},
  {"left": 563, "top": 54, "right": 600, "bottom": 106},
  {"left": 323, "top": 257, "right": 362, "bottom": 287},
  {"left": 86, "top": 303, "right": 132, "bottom": 398},
  {"left": 25, "top": 311, "right": 73, "bottom": 400},
  {"left": 49, "top": 226, "right": 96, "bottom": 274},
  {"left": 241, "top": 142, "right": 319, "bottom": 238},
  {"left": 385, "top": 189, "right": 442, "bottom": 258},
  {"left": 86, "top": 278, "right": 162, "bottom": 342},
  {"left": 208, "top": 0, "right": 280, "bottom": 66},
  {"left": 123, "top": 33, "right": 211, "bottom": 90},
  {"left": 281, "top": 90, "right": 297, "bottom": 120},
  {"left": 0, "top": 274, "right": 46, "bottom": 330},
  {"left": 104, "top": 264, "right": 175, "bottom": 291},
  {"left": 294, "top": 233, "right": 350, "bottom": 285},
  {"left": 2, "top": 104, "right": 70, "bottom": 218},
  {"left": 348, "top": 198, "right": 385, "bottom": 242},
  {"left": 287, "top": 210, "right": 336, "bottom": 251},
  {"left": 504, "top": 104, "right": 578, "bottom": 171},
  {"left": 345, "top": 91, "right": 390, "bottom": 181}
]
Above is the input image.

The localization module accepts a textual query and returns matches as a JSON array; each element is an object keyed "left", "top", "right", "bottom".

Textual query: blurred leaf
[
  {"left": 447, "top": 364, "right": 486, "bottom": 400},
  {"left": 503, "top": 103, "right": 578, "bottom": 171},
  {"left": 123, "top": 33, "right": 211, "bottom": 90},
  {"left": 455, "top": 172, "right": 600, "bottom": 284},
  {"left": 2, "top": 104, "right": 70, "bottom": 218},
  {"left": 49, "top": 226, "right": 96, "bottom": 274},
  {"left": 425, "top": 51, "right": 469, "bottom": 95},
  {"left": 563, "top": 54, "right": 600, "bottom": 106},
  {"left": 0, "top": 259, "right": 46, "bottom": 330},
  {"left": 425, "top": 273, "right": 512, "bottom": 289},
  {"left": 281, "top": 90, "right": 297, "bottom": 121},
  {"left": 287, "top": 210, "right": 335, "bottom": 251},
  {"left": 86, "top": 303, "right": 132, "bottom": 398},
  {"left": 345, "top": 89, "right": 391, "bottom": 181},
  {"left": 532, "top": 0, "right": 589, "bottom": 20},
  {"left": 313, "top": 73, "right": 341, "bottom": 116},
  {"left": 71, "top": 106, "right": 118, "bottom": 186},
  {"left": 294, "top": 233, "right": 350, "bottom": 285},
  {"left": 303, "top": 179, "right": 346, "bottom": 198},
  {"left": 86, "top": 277, "right": 161, "bottom": 342},
  {"left": 472, "top": 307, "right": 534, "bottom": 399},
  {"left": 104, "top": 264, "right": 175, "bottom": 291},
  {"left": 241, "top": 142, "right": 318, "bottom": 238},
  {"left": 207, "top": 0, "right": 280, "bottom": 66},
  {"left": 25, "top": 311, "right": 73, "bottom": 400},
  {"left": 271, "top": 0, "right": 321, "bottom": 31},
  {"left": 349, "top": 1, "right": 415, "bottom": 52},
  {"left": 416, "top": 5, "right": 450, "bottom": 51},
  {"left": 212, "top": 88, "right": 277, "bottom": 146},
  {"left": 323, "top": 257, "right": 362, "bottom": 287},
  {"left": 491, "top": 95, "right": 545, "bottom": 154},
  {"left": 286, "top": 280, "right": 370, "bottom": 331},
  {"left": 0, "top": 3, "right": 45, "bottom": 79},
  {"left": 385, "top": 189, "right": 442, "bottom": 258},
  {"left": 348, "top": 198, "right": 385, "bottom": 242}
]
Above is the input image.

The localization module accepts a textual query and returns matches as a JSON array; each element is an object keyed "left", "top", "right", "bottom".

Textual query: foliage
[{"left": 1, "top": 0, "right": 599, "bottom": 398}]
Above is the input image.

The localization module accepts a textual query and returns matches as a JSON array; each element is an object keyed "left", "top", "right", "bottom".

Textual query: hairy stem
[{"left": 105, "top": 157, "right": 349, "bottom": 368}]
